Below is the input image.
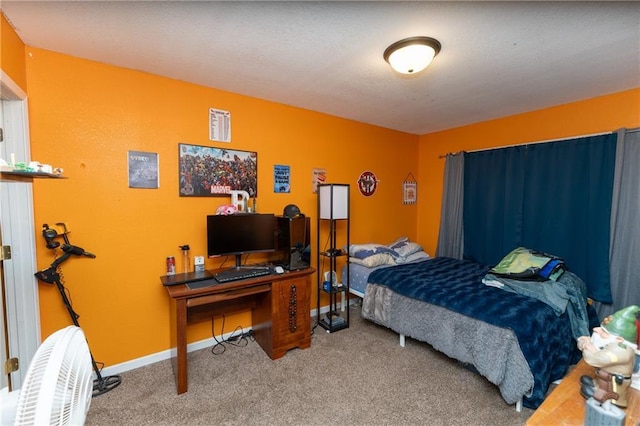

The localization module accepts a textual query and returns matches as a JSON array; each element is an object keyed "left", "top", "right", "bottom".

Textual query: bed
[{"left": 343, "top": 248, "right": 598, "bottom": 410}]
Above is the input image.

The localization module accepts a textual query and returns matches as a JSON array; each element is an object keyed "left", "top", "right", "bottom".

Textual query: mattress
[{"left": 341, "top": 262, "right": 390, "bottom": 297}]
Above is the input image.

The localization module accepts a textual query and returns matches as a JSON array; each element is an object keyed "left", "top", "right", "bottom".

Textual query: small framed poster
[
  {"left": 209, "top": 108, "right": 231, "bottom": 142},
  {"left": 312, "top": 168, "right": 326, "bottom": 193},
  {"left": 403, "top": 173, "right": 417, "bottom": 204},
  {"left": 274, "top": 165, "right": 291, "bottom": 193},
  {"left": 128, "top": 151, "right": 159, "bottom": 189}
]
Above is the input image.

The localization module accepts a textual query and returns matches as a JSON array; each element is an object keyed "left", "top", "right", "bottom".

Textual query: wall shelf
[{"left": 1, "top": 171, "right": 66, "bottom": 183}]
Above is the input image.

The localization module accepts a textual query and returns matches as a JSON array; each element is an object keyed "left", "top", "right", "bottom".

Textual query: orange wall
[
  {"left": 417, "top": 88, "right": 640, "bottom": 255},
  {"left": 11, "top": 27, "right": 640, "bottom": 369},
  {"left": 25, "top": 47, "right": 420, "bottom": 366},
  {"left": 0, "top": 12, "right": 27, "bottom": 91}
]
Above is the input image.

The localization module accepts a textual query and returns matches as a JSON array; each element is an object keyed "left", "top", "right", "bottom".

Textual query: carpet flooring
[{"left": 86, "top": 305, "right": 534, "bottom": 425}]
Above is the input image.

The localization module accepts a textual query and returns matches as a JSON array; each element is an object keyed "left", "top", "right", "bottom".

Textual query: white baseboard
[
  {"left": 94, "top": 301, "right": 357, "bottom": 379},
  {"left": 95, "top": 327, "right": 251, "bottom": 379}
]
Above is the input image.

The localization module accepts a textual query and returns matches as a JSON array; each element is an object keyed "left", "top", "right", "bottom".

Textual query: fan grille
[{"left": 14, "top": 326, "right": 93, "bottom": 425}]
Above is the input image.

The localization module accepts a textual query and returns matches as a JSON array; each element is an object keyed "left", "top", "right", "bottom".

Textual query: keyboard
[{"left": 214, "top": 267, "right": 271, "bottom": 283}]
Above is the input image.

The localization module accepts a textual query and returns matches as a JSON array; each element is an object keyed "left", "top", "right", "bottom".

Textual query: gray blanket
[
  {"left": 483, "top": 271, "right": 590, "bottom": 340},
  {"left": 362, "top": 283, "right": 533, "bottom": 405}
]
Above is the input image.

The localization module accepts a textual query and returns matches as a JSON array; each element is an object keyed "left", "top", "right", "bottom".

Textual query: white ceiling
[{"left": 2, "top": 1, "right": 639, "bottom": 135}]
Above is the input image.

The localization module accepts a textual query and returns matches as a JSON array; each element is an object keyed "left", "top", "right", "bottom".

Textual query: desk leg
[{"left": 176, "top": 298, "right": 188, "bottom": 394}]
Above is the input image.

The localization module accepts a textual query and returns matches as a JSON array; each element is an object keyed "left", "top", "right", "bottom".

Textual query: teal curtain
[
  {"left": 463, "top": 134, "right": 617, "bottom": 303},
  {"left": 463, "top": 146, "right": 526, "bottom": 264}
]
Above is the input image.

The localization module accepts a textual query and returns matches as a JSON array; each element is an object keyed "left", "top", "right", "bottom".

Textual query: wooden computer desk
[
  {"left": 527, "top": 359, "right": 639, "bottom": 425},
  {"left": 162, "top": 267, "right": 314, "bottom": 394}
]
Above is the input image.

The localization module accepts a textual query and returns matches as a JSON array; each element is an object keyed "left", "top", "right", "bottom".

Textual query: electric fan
[{"left": 13, "top": 325, "right": 93, "bottom": 425}]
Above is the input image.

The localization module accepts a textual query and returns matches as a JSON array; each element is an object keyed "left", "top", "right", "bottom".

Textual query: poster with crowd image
[{"left": 178, "top": 143, "right": 257, "bottom": 197}]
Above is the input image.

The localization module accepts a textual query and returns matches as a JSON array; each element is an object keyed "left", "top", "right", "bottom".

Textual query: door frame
[{"left": 1, "top": 69, "right": 41, "bottom": 390}]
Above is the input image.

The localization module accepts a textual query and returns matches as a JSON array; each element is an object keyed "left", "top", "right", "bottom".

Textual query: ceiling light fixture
[{"left": 383, "top": 36, "right": 441, "bottom": 75}]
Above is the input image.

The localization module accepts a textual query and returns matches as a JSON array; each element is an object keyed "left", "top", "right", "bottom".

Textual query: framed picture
[
  {"left": 178, "top": 143, "right": 257, "bottom": 197},
  {"left": 209, "top": 108, "right": 231, "bottom": 142},
  {"left": 312, "top": 168, "right": 326, "bottom": 193},
  {"left": 274, "top": 164, "right": 290, "bottom": 193},
  {"left": 403, "top": 173, "right": 417, "bottom": 204},
  {"left": 128, "top": 151, "right": 159, "bottom": 189},
  {"left": 403, "top": 182, "right": 417, "bottom": 204}
]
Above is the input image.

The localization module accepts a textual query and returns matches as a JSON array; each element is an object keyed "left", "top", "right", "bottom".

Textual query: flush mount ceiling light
[{"left": 383, "top": 36, "right": 441, "bottom": 75}]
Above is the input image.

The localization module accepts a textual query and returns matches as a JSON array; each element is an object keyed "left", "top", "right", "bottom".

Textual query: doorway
[{"left": 0, "top": 71, "right": 41, "bottom": 391}]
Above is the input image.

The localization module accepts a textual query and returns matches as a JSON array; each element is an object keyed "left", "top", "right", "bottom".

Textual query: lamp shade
[
  {"left": 319, "top": 184, "right": 349, "bottom": 219},
  {"left": 384, "top": 36, "right": 441, "bottom": 75}
]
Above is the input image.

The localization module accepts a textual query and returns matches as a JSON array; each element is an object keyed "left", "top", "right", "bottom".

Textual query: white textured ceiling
[{"left": 2, "top": 1, "right": 639, "bottom": 135}]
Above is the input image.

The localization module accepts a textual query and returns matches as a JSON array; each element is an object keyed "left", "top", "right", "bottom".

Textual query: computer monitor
[{"left": 206, "top": 213, "right": 275, "bottom": 268}]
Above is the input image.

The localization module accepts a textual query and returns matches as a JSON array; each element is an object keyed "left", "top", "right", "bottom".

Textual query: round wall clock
[{"left": 357, "top": 170, "right": 379, "bottom": 197}]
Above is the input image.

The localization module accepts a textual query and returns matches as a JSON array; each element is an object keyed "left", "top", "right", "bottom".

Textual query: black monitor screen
[{"left": 207, "top": 213, "right": 275, "bottom": 262}]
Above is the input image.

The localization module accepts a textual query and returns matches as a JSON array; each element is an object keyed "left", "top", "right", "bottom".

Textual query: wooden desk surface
[
  {"left": 527, "top": 359, "right": 639, "bottom": 426},
  {"left": 164, "top": 267, "right": 315, "bottom": 299}
]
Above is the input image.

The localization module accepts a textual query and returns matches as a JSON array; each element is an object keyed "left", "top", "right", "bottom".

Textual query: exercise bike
[{"left": 34, "top": 223, "right": 121, "bottom": 397}]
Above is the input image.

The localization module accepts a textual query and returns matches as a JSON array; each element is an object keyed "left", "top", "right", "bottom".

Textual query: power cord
[{"left": 210, "top": 314, "right": 253, "bottom": 355}]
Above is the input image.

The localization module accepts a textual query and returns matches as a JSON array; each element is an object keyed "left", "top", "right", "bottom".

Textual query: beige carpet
[{"left": 86, "top": 305, "right": 534, "bottom": 425}]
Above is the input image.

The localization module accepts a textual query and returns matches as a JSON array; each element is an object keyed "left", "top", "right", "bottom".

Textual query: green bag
[{"left": 490, "top": 247, "right": 565, "bottom": 281}]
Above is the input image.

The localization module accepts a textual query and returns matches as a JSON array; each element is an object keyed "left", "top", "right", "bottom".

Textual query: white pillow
[{"left": 349, "top": 253, "right": 396, "bottom": 268}]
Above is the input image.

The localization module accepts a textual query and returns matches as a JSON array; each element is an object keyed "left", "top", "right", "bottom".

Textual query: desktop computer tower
[{"left": 274, "top": 216, "right": 310, "bottom": 270}]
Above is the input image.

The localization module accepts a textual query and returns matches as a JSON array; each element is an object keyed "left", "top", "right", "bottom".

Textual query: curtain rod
[{"left": 438, "top": 127, "right": 640, "bottom": 159}]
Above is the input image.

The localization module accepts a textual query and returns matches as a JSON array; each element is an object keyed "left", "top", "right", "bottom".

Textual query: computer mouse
[{"left": 274, "top": 266, "right": 285, "bottom": 274}]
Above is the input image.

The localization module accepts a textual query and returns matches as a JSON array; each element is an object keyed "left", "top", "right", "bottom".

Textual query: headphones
[{"left": 283, "top": 204, "right": 304, "bottom": 219}]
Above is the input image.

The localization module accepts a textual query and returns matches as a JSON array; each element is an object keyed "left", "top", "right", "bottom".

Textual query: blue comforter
[{"left": 368, "top": 256, "right": 598, "bottom": 408}]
